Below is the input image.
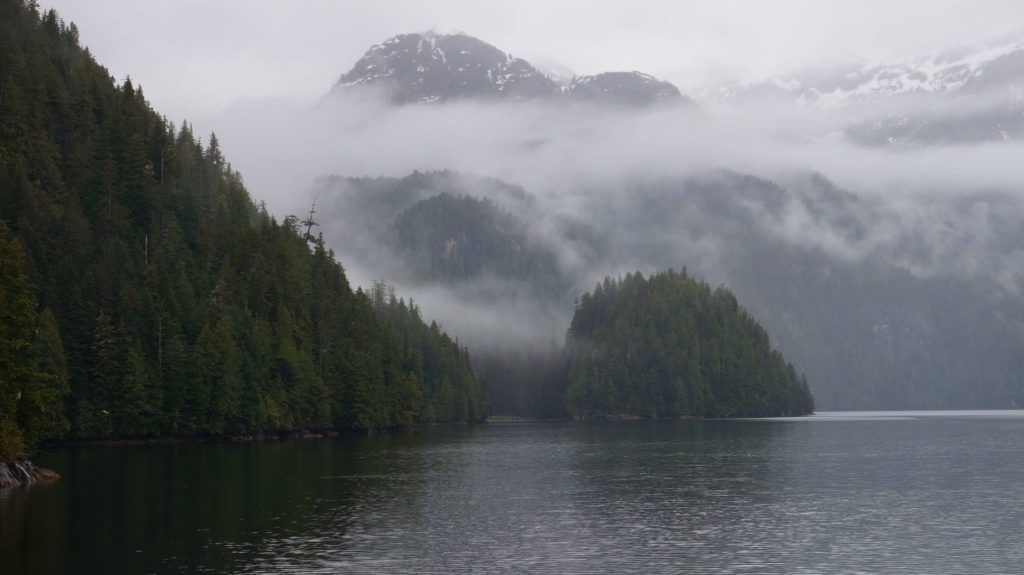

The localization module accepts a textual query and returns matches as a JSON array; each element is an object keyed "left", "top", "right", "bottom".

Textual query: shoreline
[
  {"left": 2, "top": 421, "right": 487, "bottom": 488},
  {"left": 3, "top": 413, "right": 824, "bottom": 488},
  {"left": 39, "top": 428, "right": 344, "bottom": 450},
  {"left": 38, "top": 418, "right": 494, "bottom": 451}
]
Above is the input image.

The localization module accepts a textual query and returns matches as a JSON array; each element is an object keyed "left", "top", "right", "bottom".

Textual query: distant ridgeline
[
  {"left": 393, "top": 193, "right": 561, "bottom": 287},
  {"left": 312, "top": 172, "right": 819, "bottom": 417},
  {"left": 0, "top": 1, "right": 484, "bottom": 460},
  {"left": 330, "top": 30, "right": 690, "bottom": 107},
  {"left": 566, "top": 271, "right": 814, "bottom": 418},
  {"left": 315, "top": 168, "right": 1024, "bottom": 412}
]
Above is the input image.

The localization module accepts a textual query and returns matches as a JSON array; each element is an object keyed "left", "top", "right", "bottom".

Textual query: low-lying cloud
[{"left": 202, "top": 92, "right": 1024, "bottom": 324}]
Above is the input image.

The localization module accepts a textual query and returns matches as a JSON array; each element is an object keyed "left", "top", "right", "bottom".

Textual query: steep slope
[{"left": 0, "top": 1, "right": 485, "bottom": 461}]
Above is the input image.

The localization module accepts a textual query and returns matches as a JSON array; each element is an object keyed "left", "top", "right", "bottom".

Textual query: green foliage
[
  {"left": 0, "top": 225, "right": 70, "bottom": 457},
  {"left": 368, "top": 279, "right": 486, "bottom": 424},
  {"left": 565, "top": 270, "right": 814, "bottom": 418},
  {"left": 314, "top": 173, "right": 575, "bottom": 417},
  {"left": 392, "top": 193, "right": 560, "bottom": 289},
  {"left": 0, "top": 1, "right": 483, "bottom": 456},
  {"left": 21, "top": 308, "right": 72, "bottom": 444},
  {"left": 0, "top": 228, "right": 38, "bottom": 457}
]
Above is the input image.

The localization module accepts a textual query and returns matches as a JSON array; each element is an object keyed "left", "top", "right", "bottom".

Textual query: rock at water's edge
[{"left": 0, "top": 458, "right": 60, "bottom": 489}]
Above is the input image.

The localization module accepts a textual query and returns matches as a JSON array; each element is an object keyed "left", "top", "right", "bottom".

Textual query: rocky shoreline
[{"left": 0, "top": 458, "right": 60, "bottom": 489}]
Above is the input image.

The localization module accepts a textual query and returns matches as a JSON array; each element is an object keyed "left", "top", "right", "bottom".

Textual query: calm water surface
[{"left": 3, "top": 411, "right": 1024, "bottom": 574}]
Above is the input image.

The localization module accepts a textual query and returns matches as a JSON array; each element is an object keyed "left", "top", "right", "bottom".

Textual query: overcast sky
[{"left": 42, "top": 1, "right": 1024, "bottom": 123}]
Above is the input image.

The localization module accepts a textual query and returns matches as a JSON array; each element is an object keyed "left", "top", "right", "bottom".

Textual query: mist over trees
[
  {"left": 313, "top": 170, "right": 1024, "bottom": 411},
  {"left": 9, "top": 0, "right": 1024, "bottom": 460},
  {"left": 392, "top": 193, "right": 561, "bottom": 290}
]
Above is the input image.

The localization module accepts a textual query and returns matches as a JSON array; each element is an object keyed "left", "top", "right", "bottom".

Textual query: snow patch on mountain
[
  {"left": 705, "top": 40, "right": 1024, "bottom": 145},
  {"left": 332, "top": 32, "right": 687, "bottom": 107},
  {"left": 707, "top": 40, "right": 1024, "bottom": 107}
]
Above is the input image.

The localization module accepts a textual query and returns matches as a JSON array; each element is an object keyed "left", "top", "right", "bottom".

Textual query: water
[{"left": 3, "top": 411, "right": 1024, "bottom": 574}]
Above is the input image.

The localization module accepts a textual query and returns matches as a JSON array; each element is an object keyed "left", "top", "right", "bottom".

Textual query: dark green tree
[
  {"left": 565, "top": 270, "right": 814, "bottom": 418},
  {"left": 0, "top": 0, "right": 484, "bottom": 458}
]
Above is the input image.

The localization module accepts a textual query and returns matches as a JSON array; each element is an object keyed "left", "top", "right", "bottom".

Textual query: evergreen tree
[
  {"left": 0, "top": 0, "right": 484, "bottom": 459},
  {"left": 565, "top": 270, "right": 814, "bottom": 418},
  {"left": 0, "top": 228, "right": 41, "bottom": 458}
]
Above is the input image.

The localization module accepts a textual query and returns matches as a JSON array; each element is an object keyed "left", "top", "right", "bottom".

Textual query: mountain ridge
[
  {"left": 312, "top": 169, "right": 1024, "bottom": 412},
  {"left": 331, "top": 30, "right": 689, "bottom": 106},
  {"left": 706, "top": 39, "right": 1024, "bottom": 145}
]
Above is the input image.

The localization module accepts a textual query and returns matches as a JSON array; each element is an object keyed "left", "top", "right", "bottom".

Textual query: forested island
[
  {"left": 0, "top": 0, "right": 813, "bottom": 487},
  {"left": 566, "top": 270, "right": 814, "bottom": 418}
]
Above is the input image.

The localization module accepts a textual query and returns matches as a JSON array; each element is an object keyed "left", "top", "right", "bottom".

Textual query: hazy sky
[{"left": 43, "top": 1, "right": 1024, "bottom": 123}]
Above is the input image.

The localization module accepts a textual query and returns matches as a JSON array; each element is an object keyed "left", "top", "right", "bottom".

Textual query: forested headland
[{"left": 0, "top": 0, "right": 484, "bottom": 463}]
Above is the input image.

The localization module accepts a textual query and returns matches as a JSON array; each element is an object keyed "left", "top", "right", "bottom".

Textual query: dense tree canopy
[
  {"left": 566, "top": 270, "right": 814, "bottom": 418},
  {"left": 0, "top": 0, "right": 483, "bottom": 458},
  {"left": 392, "top": 193, "right": 561, "bottom": 288}
]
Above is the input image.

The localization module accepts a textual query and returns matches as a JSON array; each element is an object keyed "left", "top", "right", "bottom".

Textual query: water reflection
[{"left": 3, "top": 415, "right": 1024, "bottom": 574}]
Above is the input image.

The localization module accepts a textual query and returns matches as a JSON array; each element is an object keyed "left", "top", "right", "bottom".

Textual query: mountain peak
[
  {"left": 332, "top": 32, "right": 687, "bottom": 107},
  {"left": 333, "top": 31, "right": 558, "bottom": 104}
]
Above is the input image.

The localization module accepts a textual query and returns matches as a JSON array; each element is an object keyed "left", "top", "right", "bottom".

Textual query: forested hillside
[
  {"left": 565, "top": 270, "right": 814, "bottom": 418},
  {"left": 393, "top": 193, "right": 559, "bottom": 287},
  {"left": 313, "top": 168, "right": 1024, "bottom": 411},
  {"left": 0, "top": 0, "right": 483, "bottom": 459}
]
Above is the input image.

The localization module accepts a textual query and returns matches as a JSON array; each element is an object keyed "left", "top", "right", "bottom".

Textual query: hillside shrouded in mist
[
  {"left": 280, "top": 29, "right": 1024, "bottom": 412},
  {"left": 9, "top": 3, "right": 1024, "bottom": 573},
  {"left": 8, "top": 1, "right": 1024, "bottom": 429}
]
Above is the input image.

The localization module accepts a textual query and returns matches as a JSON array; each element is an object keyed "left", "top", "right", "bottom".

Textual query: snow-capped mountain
[
  {"left": 332, "top": 31, "right": 687, "bottom": 107},
  {"left": 717, "top": 41, "right": 1024, "bottom": 106},
  {"left": 710, "top": 40, "right": 1024, "bottom": 145},
  {"left": 332, "top": 31, "right": 558, "bottom": 104}
]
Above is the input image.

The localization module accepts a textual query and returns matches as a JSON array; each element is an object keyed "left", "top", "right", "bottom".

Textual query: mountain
[
  {"left": 313, "top": 171, "right": 542, "bottom": 281},
  {"left": 392, "top": 193, "right": 563, "bottom": 292},
  {"left": 313, "top": 172, "right": 574, "bottom": 417},
  {"left": 0, "top": 1, "right": 485, "bottom": 464},
  {"left": 574, "top": 172, "right": 1024, "bottom": 410},
  {"left": 331, "top": 31, "right": 687, "bottom": 106},
  {"left": 313, "top": 170, "right": 1024, "bottom": 412},
  {"left": 716, "top": 41, "right": 1024, "bottom": 106},
  {"left": 711, "top": 40, "right": 1024, "bottom": 145},
  {"left": 332, "top": 31, "right": 559, "bottom": 103}
]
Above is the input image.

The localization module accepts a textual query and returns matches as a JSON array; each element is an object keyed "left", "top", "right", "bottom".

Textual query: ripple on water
[{"left": 5, "top": 415, "right": 1024, "bottom": 574}]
